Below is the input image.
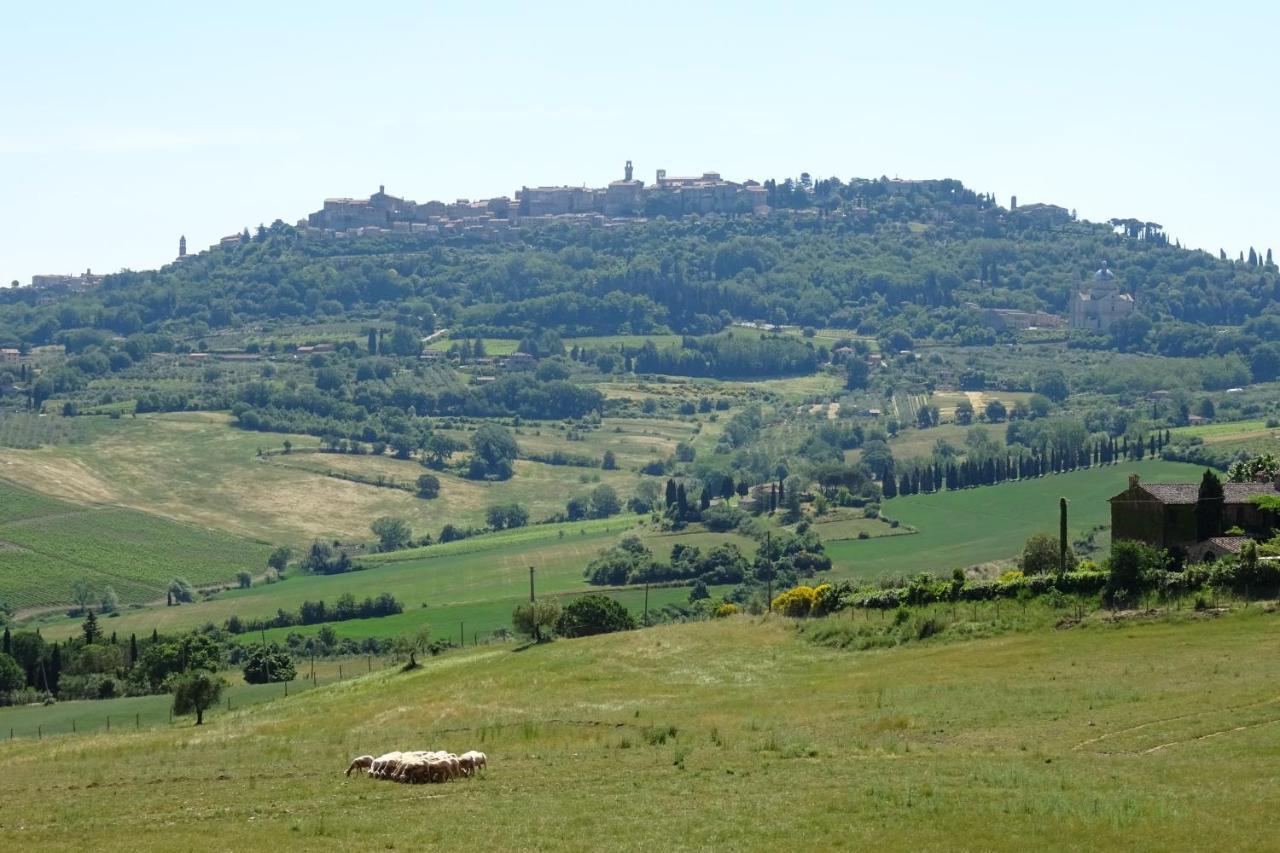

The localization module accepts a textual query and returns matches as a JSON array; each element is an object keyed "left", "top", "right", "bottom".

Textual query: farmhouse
[{"left": 1109, "top": 474, "right": 1279, "bottom": 561}]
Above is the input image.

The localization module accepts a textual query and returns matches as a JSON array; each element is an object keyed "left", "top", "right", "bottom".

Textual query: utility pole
[
  {"left": 529, "top": 566, "right": 536, "bottom": 602},
  {"left": 460, "top": 622, "right": 465, "bottom": 648},
  {"left": 644, "top": 582, "right": 650, "bottom": 627}
]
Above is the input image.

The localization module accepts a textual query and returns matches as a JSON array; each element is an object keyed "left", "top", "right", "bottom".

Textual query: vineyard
[{"left": 0, "top": 480, "right": 272, "bottom": 612}]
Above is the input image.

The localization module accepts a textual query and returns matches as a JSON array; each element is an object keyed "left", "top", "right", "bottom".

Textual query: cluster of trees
[
  {"left": 222, "top": 592, "right": 403, "bottom": 635},
  {"left": 0, "top": 622, "right": 225, "bottom": 706},
  {"left": 631, "top": 332, "right": 821, "bottom": 378},
  {"left": 583, "top": 536, "right": 753, "bottom": 586}
]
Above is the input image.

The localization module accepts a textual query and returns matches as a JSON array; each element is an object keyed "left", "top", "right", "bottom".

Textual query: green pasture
[
  {"left": 0, "top": 659, "right": 384, "bottom": 741},
  {"left": 0, "top": 480, "right": 270, "bottom": 611},
  {"left": 4, "top": 609, "right": 1279, "bottom": 850},
  {"left": 824, "top": 459, "right": 1205, "bottom": 581},
  {"left": 1169, "top": 418, "right": 1275, "bottom": 443},
  {"left": 31, "top": 519, "right": 755, "bottom": 642}
]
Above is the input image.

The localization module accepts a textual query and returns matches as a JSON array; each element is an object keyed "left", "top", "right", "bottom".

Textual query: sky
[{"left": 2, "top": 1, "right": 1277, "bottom": 286}]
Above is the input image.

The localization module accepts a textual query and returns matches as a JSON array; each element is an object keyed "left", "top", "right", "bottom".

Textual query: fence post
[
  {"left": 37, "top": 724, "right": 41, "bottom": 740},
  {"left": 339, "top": 664, "right": 343, "bottom": 680},
  {"left": 136, "top": 713, "right": 140, "bottom": 730},
  {"left": 367, "top": 655, "right": 372, "bottom": 673},
  {"left": 106, "top": 716, "right": 110, "bottom": 732},
  {"left": 227, "top": 696, "right": 232, "bottom": 711},
  {"left": 284, "top": 680, "right": 289, "bottom": 697},
  {"left": 72, "top": 720, "right": 76, "bottom": 734}
]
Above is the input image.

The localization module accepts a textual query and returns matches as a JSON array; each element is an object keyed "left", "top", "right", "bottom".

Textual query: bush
[
  {"left": 714, "top": 602, "right": 740, "bottom": 618},
  {"left": 416, "top": 474, "right": 441, "bottom": 499},
  {"left": 235, "top": 571, "right": 252, "bottom": 589},
  {"left": 555, "top": 594, "right": 636, "bottom": 638},
  {"left": 512, "top": 600, "right": 561, "bottom": 642},
  {"left": 772, "top": 585, "right": 818, "bottom": 617},
  {"left": 168, "top": 577, "right": 195, "bottom": 604}
]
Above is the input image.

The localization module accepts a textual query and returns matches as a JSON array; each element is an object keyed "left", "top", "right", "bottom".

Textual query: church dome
[{"left": 1093, "top": 264, "right": 1115, "bottom": 282}]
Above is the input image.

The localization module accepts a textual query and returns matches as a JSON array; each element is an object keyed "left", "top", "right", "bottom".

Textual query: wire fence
[{"left": 0, "top": 655, "right": 396, "bottom": 742}]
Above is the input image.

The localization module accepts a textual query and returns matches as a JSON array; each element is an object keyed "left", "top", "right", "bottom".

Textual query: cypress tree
[
  {"left": 367, "top": 328, "right": 378, "bottom": 355},
  {"left": 883, "top": 470, "right": 898, "bottom": 498},
  {"left": 152, "top": 627, "right": 159, "bottom": 643},
  {"left": 699, "top": 488, "right": 711, "bottom": 511},
  {"left": 1195, "top": 469, "right": 1225, "bottom": 540},
  {"left": 1059, "top": 498, "right": 1070, "bottom": 574},
  {"left": 130, "top": 633, "right": 138, "bottom": 666},
  {"left": 665, "top": 479, "right": 677, "bottom": 508},
  {"left": 2, "top": 626, "right": 9, "bottom": 656},
  {"left": 677, "top": 484, "right": 688, "bottom": 515}
]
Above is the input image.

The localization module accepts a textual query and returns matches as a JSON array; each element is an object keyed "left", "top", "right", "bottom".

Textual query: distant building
[
  {"left": 0, "top": 348, "right": 20, "bottom": 363},
  {"left": 1110, "top": 473, "right": 1279, "bottom": 562},
  {"left": 968, "top": 304, "right": 1066, "bottom": 332},
  {"left": 178, "top": 235, "right": 187, "bottom": 258},
  {"left": 30, "top": 270, "right": 104, "bottom": 292},
  {"left": 1070, "top": 263, "right": 1135, "bottom": 332}
]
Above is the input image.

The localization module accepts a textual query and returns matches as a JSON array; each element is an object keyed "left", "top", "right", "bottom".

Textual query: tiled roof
[
  {"left": 1136, "top": 483, "right": 1277, "bottom": 505},
  {"left": 1207, "top": 536, "right": 1251, "bottom": 553}
]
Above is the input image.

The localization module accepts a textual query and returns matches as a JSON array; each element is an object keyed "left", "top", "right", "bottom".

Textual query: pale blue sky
[{"left": 2, "top": 1, "right": 1276, "bottom": 285}]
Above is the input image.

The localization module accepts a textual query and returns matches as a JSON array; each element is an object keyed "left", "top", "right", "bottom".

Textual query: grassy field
[
  {"left": 885, "top": 420, "right": 1011, "bottom": 460},
  {"left": 0, "top": 412, "right": 656, "bottom": 546},
  {"left": 0, "top": 480, "right": 271, "bottom": 611},
  {"left": 825, "top": 459, "right": 1205, "bottom": 581},
  {"left": 3, "top": 610, "right": 1279, "bottom": 850},
  {"left": 0, "top": 658, "right": 390, "bottom": 740},
  {"left": 29, "top": 518, "right": 753, "bottom": 643}
]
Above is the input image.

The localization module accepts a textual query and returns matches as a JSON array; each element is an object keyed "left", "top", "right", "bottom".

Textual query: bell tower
[
  {"left": 178, "top": 235, "right": 187, "bottom": 258},
  {"left": 624, "top": 160, "right": 633, "bottom": 182}
]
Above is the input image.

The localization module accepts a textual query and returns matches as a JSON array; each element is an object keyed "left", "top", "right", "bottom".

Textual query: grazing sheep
[
  {"left": 461, "top": 750, "right": 488, "bottom": 772},
  {"left": 456, "top": 753, "right": 476, "bottom": 777},
  {"left": 370, "top": 751, "right": 405, "bottom": 778},
  {"left": 345, "top": 755, "right": 375, "bottom": 777}
]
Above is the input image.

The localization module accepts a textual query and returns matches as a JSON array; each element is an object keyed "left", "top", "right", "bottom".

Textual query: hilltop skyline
[{"left": 2, "top": 1, "right": 1277, "bottom": 285}]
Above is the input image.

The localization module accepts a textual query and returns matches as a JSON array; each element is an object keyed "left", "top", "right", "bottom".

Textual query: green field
[
  {"left": 30, "top": 518, "right": 752, "bottom": 642},
  {"left": 825, "top": 460, "right": 1205, "bottom": 580},
  {"left": 0, "top": 658, "right": 386, "bottom": 740},
  {"left": 3, "top": 610, "right": 1279, "bottom": 850},
  {"left": 0, "top": 480, "right": 271, "bottom": 611}
]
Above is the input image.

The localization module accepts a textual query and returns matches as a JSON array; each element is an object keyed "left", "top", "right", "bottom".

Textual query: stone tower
[
  {"left": 178, "top": 235, "right": 187, "bottom": 258},
  {"left": 625, "top": 160, "right": 633, "bottom": 182}
]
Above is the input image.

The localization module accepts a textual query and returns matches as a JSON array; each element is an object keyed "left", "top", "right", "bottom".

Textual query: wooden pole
[{"left": 644, "top": 583, "right": 649, "bottom": 626}]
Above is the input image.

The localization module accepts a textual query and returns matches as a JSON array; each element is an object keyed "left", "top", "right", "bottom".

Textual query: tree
[
  {"left": 82, "top": 610, "right": 102, "bottom": 644},
  {"left": 1105, "top": 541, "right": 1165, "bottom": 604},
  {"left": 1059, "top": 498, "right": 1070, "bottom": 575},
  {"left": 1033, "top": 369, "right": 1070, "bottom": 402},
  {"left": 416, "top": 473, "right": 441, "bottom": 498},
  {"left": 984, "top": 399, "right": 1007, "bottom": 422},
  {"left": 555, "top": 594, "right": 636, "bottom": 638},
  {"left": 469, "top": 423, "right": 519, "bottom": 480},
  {"left": 235, "top": 571, "right": 252, "bottom": 589},
  {"left": 954, "top": 398, "right": 974, "bottom": 425},
  {"left": 169, "top": 577, "right": 195, "bottom": 604},
  {"left": 845, "top": 359, "right": 869, "bottom": 390},
  {"left": 392, "top": 628, "right": 434, "bottom": 669},
  {"left": 172, "top": 671, "right": 224, "bottom": 725},
  {"left": 242, "top": 643, "right": 296, "bottom": 684},
  {"left": 371, "top": 516, "right": 412, "bottom": 552},
  {"left": 486, "top": 503, "right": 529, "bottom": 530},
  {"left": 423, "top": 433, "right": 462, "bottom": 469},
  {"left": 70, "top": 578, "right": 95, "bottom": 614},
  {"left": 0, "top": 651, "right": 24, "bottom": 693},
  {"left": 1195, "top": 469, "right": 1225, "bottom": 540},
  {"left": 601, "top": 450, "right": 618, "bottom": 470},
  {"left": 267, "top": 546, "right": 292, "bottom": 572},
  {"left": 589, "top": 484, "right": 621, "bottom": 518},
  {"left": 512, "top": 600, "right": 560, "bottom": 643},
  {"left": 1021, "top": 533, "right": 1074, "bottom": 575},
  {"left": 99, "top": 586, "right": 119, "bottom": 614}
]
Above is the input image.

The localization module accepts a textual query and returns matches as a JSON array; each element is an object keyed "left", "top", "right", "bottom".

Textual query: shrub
[
  {"left": 772, "top": 585, "right": 818, "bottom": 617},
  {"left": 714, "top": 603, "right": 740, "bottom": 618},
  {"left": 242, "top": 643, "right": 297, "bottom": 684},
  {"left": 235, "top": 571, "right": 252, "bottom": 589},
  {"left": 512, "top": 600, "right": 561, "bottom": 642},
  {"left": 555, "top": 594, "right": 636, "bottom": 638}
]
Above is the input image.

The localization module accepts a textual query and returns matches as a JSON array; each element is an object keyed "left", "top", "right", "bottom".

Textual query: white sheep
[{"left": 345, "top": 755, "right": 374, "bottom": 777}]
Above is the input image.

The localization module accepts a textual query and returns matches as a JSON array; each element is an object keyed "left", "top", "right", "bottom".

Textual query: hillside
[{"left": 3, "top": 612, "right": 1279, "bottom": 851}]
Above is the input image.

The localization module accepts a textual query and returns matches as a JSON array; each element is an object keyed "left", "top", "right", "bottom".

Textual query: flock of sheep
[{"left": 345, "top": 750, "right": 488, "bottom": 784}]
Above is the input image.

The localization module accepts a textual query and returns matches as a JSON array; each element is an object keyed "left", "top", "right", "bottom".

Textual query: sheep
[
  {"left": 461, "top": 750, "right": 488, "bottom": 772},
  {"left": 369, "top": 751, "right": 405, "bottom": 778},
  {"left": 345, "top": 755, "right": 375, "bottom": 777}
]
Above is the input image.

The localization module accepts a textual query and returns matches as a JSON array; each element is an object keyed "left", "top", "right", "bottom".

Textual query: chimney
[{"left": 1128, "top": 474, "right": 1140, "bottom": 489}]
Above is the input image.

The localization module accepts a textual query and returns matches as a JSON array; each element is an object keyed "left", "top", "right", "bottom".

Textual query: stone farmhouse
[{"left": 1109, "top": 473, "right": 1280, "bottom": 562}]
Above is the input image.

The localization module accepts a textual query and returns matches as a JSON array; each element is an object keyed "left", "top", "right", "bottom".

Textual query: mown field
[
  {"left": 0, "top": 480, "right": 271, "bottom": 611},
  {"left": 0, "top": 412, "right": 661, "bottom": 546},
  {"left": 2, "top": 610, "right": 1278, "bottom": 850},
  {"left": 825, "top": 459, "right": 1205, "bottom": 580}
]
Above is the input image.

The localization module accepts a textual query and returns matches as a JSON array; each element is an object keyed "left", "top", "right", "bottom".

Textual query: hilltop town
[{"left": 296, "top": 161, "right": 770, "bottom": 241}]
